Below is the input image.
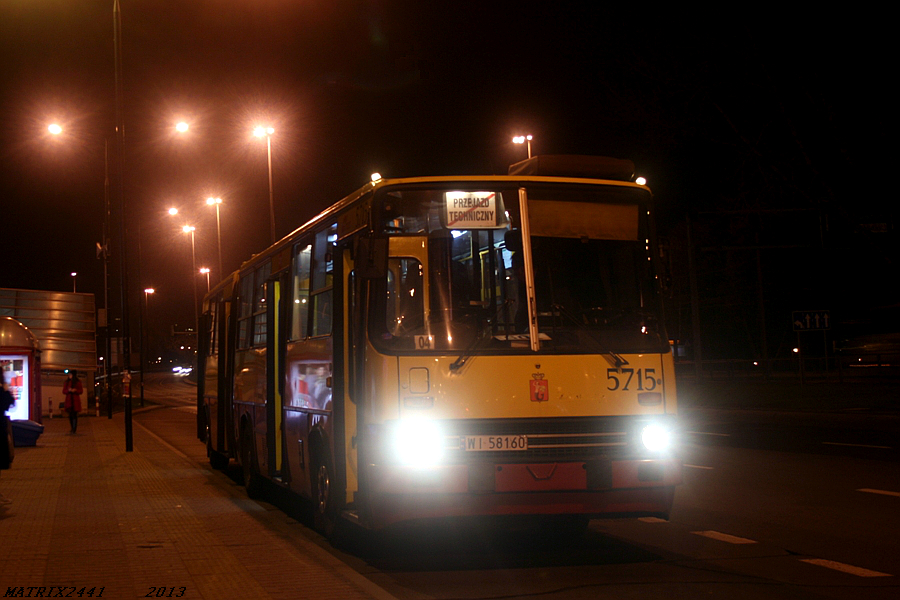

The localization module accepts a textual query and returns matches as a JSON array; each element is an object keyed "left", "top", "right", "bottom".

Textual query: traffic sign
[{"left": 792, "top": 310, "right": 830, "bottom": 331}]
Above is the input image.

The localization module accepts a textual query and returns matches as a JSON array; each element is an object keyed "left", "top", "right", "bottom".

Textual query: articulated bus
[{"left": 199, "top": 155, "right": 681, "bottom": 537}]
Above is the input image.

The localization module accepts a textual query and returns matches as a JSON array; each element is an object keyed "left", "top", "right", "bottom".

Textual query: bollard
[{"left": 48, "top": 398, "right": 53, "bottom": 418}]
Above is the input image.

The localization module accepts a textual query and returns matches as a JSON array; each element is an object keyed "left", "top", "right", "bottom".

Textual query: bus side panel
[
  {"left": 204, "top": 344, "right": 219, "bottom": 447},
  {"left": 282, "top": 337, "right": 332, "bottom": 499},
  {"left": 222, "top": 287, "right": 239, "bottom": 460},
  {"left": 234, "top": 347, "right": 267, "bottom": 473},
  {"left": 203, "top": 297, "right": 230, "bottom": 457},
  {"left": 336, "top": 245, "right": 355, "bottom": 505}
]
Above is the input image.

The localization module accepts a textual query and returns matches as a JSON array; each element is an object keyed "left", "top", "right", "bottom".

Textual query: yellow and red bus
[{"left": 199, "top": 155, "right": 681, "bottom": 537}]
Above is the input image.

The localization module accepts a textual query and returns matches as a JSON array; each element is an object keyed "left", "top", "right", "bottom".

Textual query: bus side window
[
  {"left": 237, "top": 274, "right": 254, "bottom": 349},
  {"left": 251, "top": 262, "right": 271, "bottom": 347},
  {"left": 206, "top": 295, "right": 221, "bottom": 356},
  {"left": 291, "top": 242, "right": 312, "bottom": 340},
  {"left": 310, "top": 224, "right": 336, "bottom": 337}
]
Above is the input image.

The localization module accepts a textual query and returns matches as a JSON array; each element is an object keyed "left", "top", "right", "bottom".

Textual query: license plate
[{"left": 460, "top": 435, "right": 528, "bottom": 451}]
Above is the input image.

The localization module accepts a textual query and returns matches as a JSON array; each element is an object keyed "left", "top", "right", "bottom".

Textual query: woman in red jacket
[{"left": 63, "top": 370, "right": 83, "bottom": 434}]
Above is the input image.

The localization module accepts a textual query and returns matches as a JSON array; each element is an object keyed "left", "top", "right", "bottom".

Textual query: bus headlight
[
  {"left": 641, "top": 424, "right": 672, "bottom": 453},
  {"left": 392, "top": 419, "right": 444, "bottom": 467}
]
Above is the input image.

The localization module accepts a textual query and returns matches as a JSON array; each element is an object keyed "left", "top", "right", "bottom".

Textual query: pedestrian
[
  {"left": 0, "top": 371, "right": 15, "bottom": 505},
  {"left": 63, "top": 370, "right": 83, "bottom": 434}
]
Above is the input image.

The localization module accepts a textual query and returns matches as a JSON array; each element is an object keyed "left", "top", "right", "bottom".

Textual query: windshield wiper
[
  {"left": 550, "top": 303, "right": 629, "bottom": 368},
  {"left": 450, "top": 299, "right": 513, "bottom": 372}
]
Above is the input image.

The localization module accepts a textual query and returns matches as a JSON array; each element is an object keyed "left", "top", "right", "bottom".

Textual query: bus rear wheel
[
  {"left": 240, "top": 423, "right": 263, "bottom": 499},
  {"left": 207, "top": 435, "right": 229, "bottom": 470},
  {"left": 206, "top": 410, "right": 229, "bottom": 470}
]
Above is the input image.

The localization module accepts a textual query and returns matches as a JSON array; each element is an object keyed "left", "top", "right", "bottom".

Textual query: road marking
[
  {"left": 857, "top": 488, "right": 900, "bottom": 498},
  {"left": 691, "top": 530, "right": 757, "bottom": 544},
  {"left": 133, "top": 420, "right": 190, "bottom": 460},
  {"left": 822, "top": 442, "right": 892, "bottom": 449},
  {"left": 800, "top": 558, "right": 892, "bottom": 578},
  {"left": 686, "top": 431, "right": 731, "bottom": 437},
  {"left": 684, "top": 464, "right": 714, "bottom": 470},
  {"left": 638, "top": 517, "right": 668, "bottom": 523}
]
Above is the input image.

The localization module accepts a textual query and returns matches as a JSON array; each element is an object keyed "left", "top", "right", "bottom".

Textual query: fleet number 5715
[{"left": 607, "top": 368, "right": 659, "bottom": 391}]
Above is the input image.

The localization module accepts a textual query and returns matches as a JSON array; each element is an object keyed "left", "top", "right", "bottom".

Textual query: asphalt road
[{"left": 135, "top": 372, "right": 900, "bottom": 599}]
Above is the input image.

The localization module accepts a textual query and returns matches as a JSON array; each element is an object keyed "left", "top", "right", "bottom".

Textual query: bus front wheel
[{"left": 311, "top": 450, "right": 337, "bottom": 537}]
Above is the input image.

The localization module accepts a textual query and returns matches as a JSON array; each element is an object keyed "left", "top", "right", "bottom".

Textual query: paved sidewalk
[{"left": 0, "top": 414, "right": 396, "bottom": 600}]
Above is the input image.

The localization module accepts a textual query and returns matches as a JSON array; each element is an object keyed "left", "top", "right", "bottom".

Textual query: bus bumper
[{"left": 364, "top": 457, "right": 682, "bottom": 528}]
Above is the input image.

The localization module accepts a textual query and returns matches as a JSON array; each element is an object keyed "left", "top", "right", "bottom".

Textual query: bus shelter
[
  {"left": 1, "top": 288, "right": 97, "bottom": 418},
  {"left": 0, "top": 316, "right": 42, "bottom": 423}
]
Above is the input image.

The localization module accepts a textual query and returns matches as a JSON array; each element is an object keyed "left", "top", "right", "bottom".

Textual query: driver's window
[{"left": 386, "top": 257, "right": 425, "bottom": 336}]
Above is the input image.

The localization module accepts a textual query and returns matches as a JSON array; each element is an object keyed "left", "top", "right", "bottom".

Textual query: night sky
[{"left": 1, "top": 2, "right": 894, "bottom": 359}]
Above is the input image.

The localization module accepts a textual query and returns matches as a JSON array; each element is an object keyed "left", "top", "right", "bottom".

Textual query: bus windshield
[{"left": 371, "top": 183, "right": 667, "bottom": 355}]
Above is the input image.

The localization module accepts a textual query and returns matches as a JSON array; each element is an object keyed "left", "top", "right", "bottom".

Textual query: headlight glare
[
  {"left": 641, "top": 424, "right": 671, "bottom": 452},
  {"left": 392, "top": 419, "right": 444, "bottom": 467}
]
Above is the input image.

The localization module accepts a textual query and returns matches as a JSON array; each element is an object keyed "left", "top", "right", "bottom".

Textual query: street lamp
[
  {"left": 182, "top": 225, "right": 199, "bottom": 347},
  {"left": 175, "top": 121, "right": 189, "bottom": 133},
  {"left": 71, "top": 272, "right": 77, "bottom": 293},
  {"left": 199, "top": 267, "right": 210, "bottom": 292},
  {"left": 140, "top": 287, "right": 154, "bottom": 407},
  {"left": 513, "top": 134, "right": 533, "bottom": 159},
  {"left": 253, "top": 125, "right": 276, "bottom": 244},
  {"left": 206, "top": 196, "right": 223, "bottom": 279},
  {"left": 46, "top": 122, "right": 114, "bottom": 419}
]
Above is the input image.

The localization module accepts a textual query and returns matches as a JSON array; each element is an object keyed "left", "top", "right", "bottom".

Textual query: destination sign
[{"left": 444, "top": 191, "right": 498, "bottom": 228}]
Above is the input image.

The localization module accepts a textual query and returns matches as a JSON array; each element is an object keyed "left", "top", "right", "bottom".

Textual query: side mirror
[{"left": 355, "top": 237, "right": 388, "bottom": 279}]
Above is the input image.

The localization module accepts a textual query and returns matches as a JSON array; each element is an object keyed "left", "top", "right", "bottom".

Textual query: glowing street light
[
  {"left": 182, "top": 225, "right": 199, "bottom": 345},
  {"left": 71, "top": 272, "right": 77, "bottom": 293},
  {"left": 140, "top": 287, "right": 155, "bottom": 407},
  {"left": 175, "top": 121, "right": 189, "bottom": 133},
  {"left": 45, "top": 121, "right": 115, "bottom": 419},
  {"left": 199, "top": 267, "right": 210, "bottom": 292},
  {"left": 513, "top": 134, "right": 533, "bottom": 159},
  {"left": 206, "top": 196, "right": 223, "bottom": 279},
  {"left": 253, "top": 125, "right": 277, "bottom": 244}
]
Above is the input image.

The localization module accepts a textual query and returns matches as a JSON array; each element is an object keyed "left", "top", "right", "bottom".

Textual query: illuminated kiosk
[{"left": 1, "top": 316, "right": 43, "bottom": 426}]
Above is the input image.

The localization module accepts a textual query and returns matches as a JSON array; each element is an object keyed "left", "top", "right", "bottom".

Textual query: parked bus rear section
[{"left": 199, "top": 155, "right": 682, "bottom": 537}]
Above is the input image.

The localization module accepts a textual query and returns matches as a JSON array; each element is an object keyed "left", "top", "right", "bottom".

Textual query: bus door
[
  {"left": 266, "top": 272, "right": 287, "bottom": 479},
  {"left": 282, "top": 232, "right": 336, "bottom": 499}
]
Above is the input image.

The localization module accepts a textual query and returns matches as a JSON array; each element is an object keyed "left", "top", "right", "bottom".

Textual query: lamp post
[
  {"left": 171, "top": 208, "right": 204, "bottom": 438},
  {"left": 253, "top": 126, "right": 276, "bottom": 244},
  {"left": 182, "top": 225, "right": 199, "bottom": 345},
  {"left": 71, "top": 272, "right": 77, "bottom": 293},
  {"left": 47, "top": 123, "right": 114, "bottom": 419},
  {"left": 199, "top": 267, "right": 210, "bottom": 292},
  {"left": 140, "top": 287, "right": 154, "bottom": 407},
  {"left": 513, "top": 134, "right": 533, "bottom": 159},
  {"left": 206, "top": 196, "right": 223, "bottom": 279}
]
